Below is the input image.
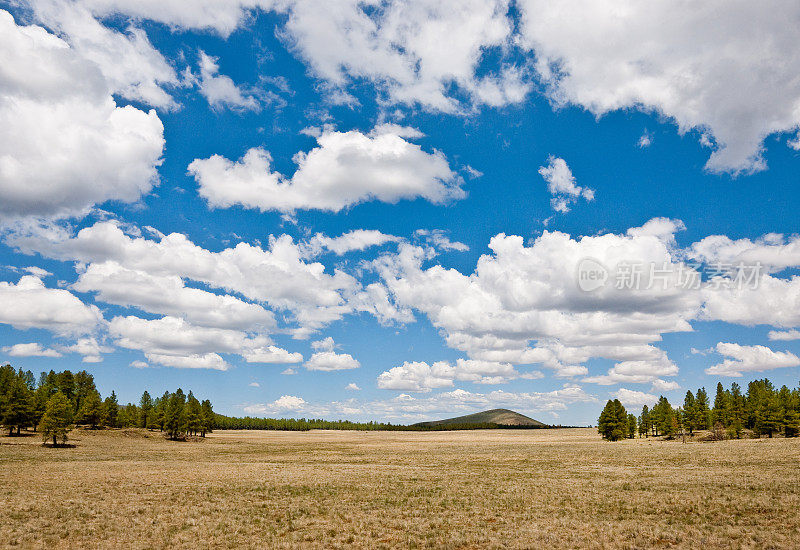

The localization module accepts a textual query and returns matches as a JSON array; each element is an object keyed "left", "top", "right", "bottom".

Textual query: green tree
[
  {"left": 783, "top": 406, "right": 800, "bottom": 438},
  {"left": 712, "top": 382, "right": 729, "bottom": 428},
  {"left": 155, "top": 392, "right": 169, "bottom": 431},
  {"left": 762, "top": 392, "right": 783, "bottom": 437},
  {"left": 139, "top": 391, "right": 153, "bottom": 429},
  {"left": 598, "top": 399, "right": 627, "bottom": 441},
  {"left": 164, "top": 389, "right": 186, "bottom": 440},
  {"left": 77, "top": 389, "right": 103, "bottom": 428},
  {"left": 638, "top": 405, "right": 650, "bottom": 438},
  {"left": 683, "top": 390, "right": 698, "bottom": 434},
  {"left": 186, "top": 392, "right": 202, "bottom": 436},
  {"left": 728, "top": 383, "right": 745, "bottom": 438},
  {"left": 627, "top": 413, "right": 637, "bottom": 439},
  {"left": 200, "top": 399, "right": 214, "bottom": 437},
  {"left": 781, "top": 386, "right": 800, "bottom": 437},
  {"left": 31, "top": 381, "right": 55, "bottom": 431},
  {"left": 650, "top": 396, "right": 673, "bottom": 437},
  {"left": 695, "top": 387, "right": 711, "bottom": 430},
  {"left": 2, "top": 371, "right": 33, "bottom": 435},
  {"left": 0, "top": 364, "right": 16, "bottom": 390},
  {"left": 39, "top": 392, "right": 74, "bottom": 447},
  {"left": 116, "top": 404, "right": 139, "bottom": 427},
  {"left": 73, "top": 371, "right": 97, "bottom": 417},
  {"left": 55, "top": 370, "right": 76, "bottom": 407},
  {"left": 660, "top": 403, "right": 676, "bottom": 438},
  {"left": 102, "top": 391, "right": 118, "bottom": 428}
]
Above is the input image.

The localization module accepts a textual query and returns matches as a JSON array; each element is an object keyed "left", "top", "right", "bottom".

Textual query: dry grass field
[{"left": 1, "top": 428, "right": 799, "bottom": 549}]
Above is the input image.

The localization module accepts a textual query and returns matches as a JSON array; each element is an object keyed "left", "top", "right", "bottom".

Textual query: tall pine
[{"left": 139, "top": 391, "right": 153, "bottom": 429}]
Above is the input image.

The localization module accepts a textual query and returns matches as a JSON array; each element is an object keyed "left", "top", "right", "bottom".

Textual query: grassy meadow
[{"left": 1, "top": 428, "right": 799, "bottom": 549}]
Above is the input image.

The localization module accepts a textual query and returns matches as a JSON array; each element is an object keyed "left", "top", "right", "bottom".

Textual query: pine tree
[
  {"left": 200, "top": 399, "right": 214, "bottom": 436},
  {"left": 102, "top": 391, "right": 118, "bottom": 428},
  {"left": 77, "top": 390, "right": 103, "bottom": 428},
  {"left": 186, "top": 392, "right": 202, "bottom": 436},
  {"left": 666, "top": 407, "right": 678, "bottom": 438},
  {"left": 598, "top": 399, "right": 627, "bottom": 441},
  {"left": 729, "top": 383, "right": 745, "bottom": 438},
  {"left": 55, "top": 370, "right": 76, "bottom": 408},
  {"left": 155, "top": 392, "right": 169, "bottom": 431},
  {"left": 31, "top": 383, "right": 53, "bottom": 431},
  {"left": 39, "top": 392, "right": 74, "bottom": 447},
  {"left": 675, "top": 407, "right": 686, "bottom": 441},
  {"left": 164, "top": 389, "right": 186, "bottom": 440},
  {"left": 651, "top": 396, "right": 673, "bottom": 437},
  {"left": 683, "top": 390, "right": 697, "bottom": 434},
  {"left": 782, "top": 386, "right": 800, "bottom": 437},
  {"left": 627, "top": 413, "right": 637, "bottom": 439},
  {"left": 2, "top": 372, "right": 33, "bottom": 435},
  {"left": 73, "top": 371, "right": 97, "bottom": 418},
  {"left": 712, "top": 382, "right": 729, "bottom": 428},
  {"left": 762, "top": 392, "right": 783, "bottom": 437},
  {"left": 0, "top": 364, "right": 15, "bottom": 390},
  {"left": 695, "top": 387, "right": 711, "bottom": 430},
  {"left": 139, "top": 391, "right": 153, "bottom": 429},
  {"left": 639, "top": 405, "right": 650, "bottom": 438},
  {"left": 117, "top": 404, "right": 139, "bottom": 427},
  {"left": 783, "top": 406, "right": 800, "bottom": 438},
  {"left": 598, "top": 400, "right": 614, "bottom": 440}
]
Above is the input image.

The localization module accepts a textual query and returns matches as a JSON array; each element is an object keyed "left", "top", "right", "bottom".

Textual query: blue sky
[{"left": 2, "top": 1, "right": 800, "bottom": 424}]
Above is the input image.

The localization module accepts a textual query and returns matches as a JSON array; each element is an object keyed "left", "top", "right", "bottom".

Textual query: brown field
[{"left": 1, "top": 428, "right": 799, "bottom": 549}]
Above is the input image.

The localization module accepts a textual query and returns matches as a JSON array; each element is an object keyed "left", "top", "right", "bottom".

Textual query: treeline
[
  {"left": 213, "top": 414, "right": 406, "bottom": 431},
  {"left": 599, "top": 378, "right": 800, "bottom": 441},
  {"left": 0, "top": 365, "right": 214, "bottom": 446},
  {"left": 213, "top": 416, "right": 555, "bottom": 432}
]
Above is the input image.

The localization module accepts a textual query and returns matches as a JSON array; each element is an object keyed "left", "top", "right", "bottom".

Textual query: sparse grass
[{"left": 1, "top": 428, "right": 799, "bottom": 548}]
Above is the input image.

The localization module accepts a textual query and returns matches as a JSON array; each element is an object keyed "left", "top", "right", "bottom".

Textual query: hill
[{"left": 413, "top": 408, "right": 548, "bottom": 429}]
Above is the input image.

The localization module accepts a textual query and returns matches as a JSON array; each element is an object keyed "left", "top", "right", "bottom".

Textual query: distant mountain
[{"left": 413, "top": 408, "right": 547, "bottom": 428}]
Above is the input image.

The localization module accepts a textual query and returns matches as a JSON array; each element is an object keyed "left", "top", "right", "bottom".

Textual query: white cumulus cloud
[
  {"left": 304, "top": 338, "right": 360, "bottom": 371},
  {"left": 518, "top": 0, "right": 800, "bottom": 174},
  {"left": 0, "top": 10, "right": 165, "bottom": 219},
  {"left": 0, "top": 276, "right": 102, "bottom": 336},
  {"left": 188, "top": 125, "right": 464, "bottom": 213},
  {"left": 705, "top": 342, "right": 800, "bottom": 377},
  {"left": 187, "top": 51, "right": 259, "bottom": 112},
  {"left": 2, "top": 342, "right": 62, "bottom": 358},
  {"left": 538, "top": 156, "right": 594, "bottom": 213},
  {"left": 614, "top": 388, "right": 657, "bottom": 407}
]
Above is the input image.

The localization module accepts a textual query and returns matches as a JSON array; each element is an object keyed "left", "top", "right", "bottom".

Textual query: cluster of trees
[
  {"left": 0, "top": 365, "right": 214, "bottom": 445},
  {"left": 0, "top": 365, "right": 120, "bottom": 444},
  {"left": 597, "top": 399, "right": 637, "bottom": 441},
  {"left": 137, "top": 389, "right": 214, "bottom": 440},
  {"left": 599, "top": 378, "right": 800, "bottom": 441}
]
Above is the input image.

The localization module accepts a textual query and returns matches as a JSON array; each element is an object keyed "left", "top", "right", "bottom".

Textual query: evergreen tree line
[
  {"left": 212, "top": 414, "right": 406, "bottom": 431},
  {"left": 212, "top": 416, "right": 557, "bottom": 432},
  {"left": 0, "top": 365, "right": 214, "bottom": 445},
  {"left": 599, "top": 378, "right": 800, "bottom": 441}
]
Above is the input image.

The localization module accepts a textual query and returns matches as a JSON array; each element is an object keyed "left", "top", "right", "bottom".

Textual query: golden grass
[{"left": 1, "top": 428, "right": 800, "bottom": 549}]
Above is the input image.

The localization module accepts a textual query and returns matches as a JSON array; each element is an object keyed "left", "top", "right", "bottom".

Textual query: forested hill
[{"left": 413, "top": 408, "right": 548, "bottom": 428}]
